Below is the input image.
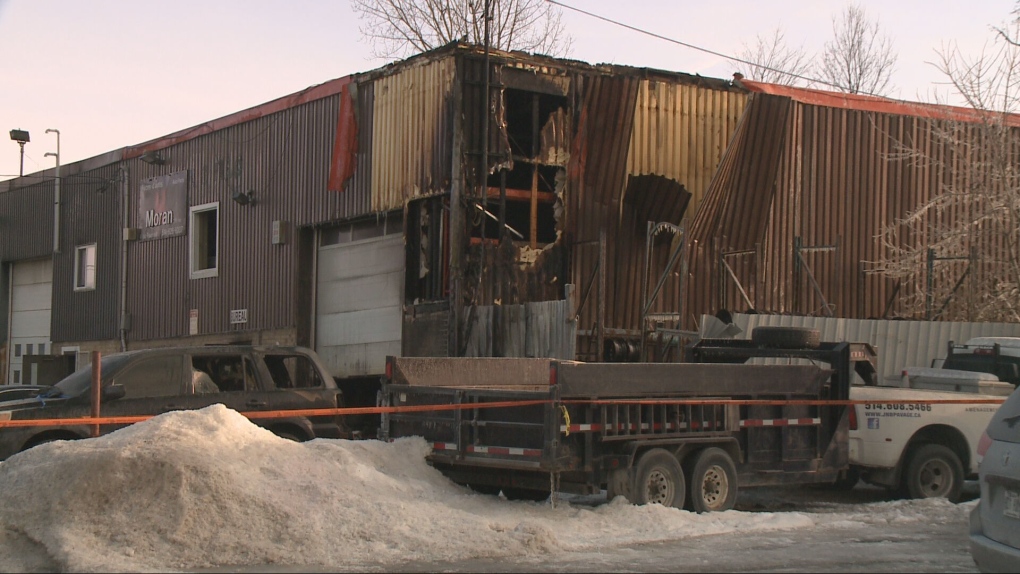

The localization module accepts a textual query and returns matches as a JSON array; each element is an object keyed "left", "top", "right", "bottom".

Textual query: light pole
[
  {"left": 45, "top": 129, "right": 60, "bottom": 253},
  {"left": 9, "top": 129, "right": 30, "bottom": 176}
]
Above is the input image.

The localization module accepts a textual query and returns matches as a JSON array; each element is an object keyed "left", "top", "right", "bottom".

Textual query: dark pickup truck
[{"left": 0, "top": 345, "right": 348, "bottom": 459}]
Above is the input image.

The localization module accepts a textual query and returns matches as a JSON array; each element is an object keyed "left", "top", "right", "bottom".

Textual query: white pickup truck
[{"left": 845, "top": 337, "right": 1018, "bottom": 502}]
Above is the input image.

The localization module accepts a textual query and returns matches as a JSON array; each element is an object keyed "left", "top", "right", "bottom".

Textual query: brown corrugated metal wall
[
  {"left": 567, "top": 74, "right": 641, "bottom": 336},
  {"left": 685, "top": 92, "right": 1019, "bottom": 326},
  {"left": 126, "top": 95, "right": 344, "bottom": 341},
  {"left": 52, "top": 164, "right": 124, "bottom": 342},
  {"left": 0, "top": 180, "right": 54, "bottom": 262}
]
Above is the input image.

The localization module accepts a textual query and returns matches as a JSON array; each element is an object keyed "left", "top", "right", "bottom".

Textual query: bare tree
[
  {"left": 870, "top": 14, "right": 1020, "bottom": 322},
  {"left": 819, "top": 3, "right": 896, "bottom": 95},
  {"left": 351, "top": 0, "right": 571, "bottom": 59},
  {"left": 735, "top": 27, "right": 814, "bottom": 86}
]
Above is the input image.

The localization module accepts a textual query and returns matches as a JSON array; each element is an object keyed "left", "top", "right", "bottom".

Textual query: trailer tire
[
  {"left": 686, "top": 448, "right": 738, "bottom": 513},
  {"left": 901, "top": 443, "right": 964, "bottom": 502},
  {"left": 751, "top": 326, "right": 820, "bottom": 349},
  {"left": 632, "top": 449, "right": 685, "bottom": 508}
]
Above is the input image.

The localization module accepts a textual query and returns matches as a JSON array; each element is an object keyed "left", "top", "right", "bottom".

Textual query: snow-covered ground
[{"left": 0, "top": 406, "right": 978, "bottom": 573}]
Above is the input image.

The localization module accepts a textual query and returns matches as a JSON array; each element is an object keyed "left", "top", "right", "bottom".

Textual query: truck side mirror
[{"left": 103, "top": 384, "right": 126, "bottom": 401}]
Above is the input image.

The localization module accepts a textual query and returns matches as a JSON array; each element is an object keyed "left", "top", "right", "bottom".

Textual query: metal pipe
[
  {"left": 119, "top": 167, "right": 129, "bottom": 351},
  {"left": 45, "top": 129, "right": 60, "bottom": 253},
  {"left": 90, "top": 350, "right": 101, "bottom": 438}
]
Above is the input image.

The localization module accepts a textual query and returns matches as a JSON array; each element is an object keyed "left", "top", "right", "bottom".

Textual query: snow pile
[{"left": 0, "top": 405, "right": 816, "bottom": 572}]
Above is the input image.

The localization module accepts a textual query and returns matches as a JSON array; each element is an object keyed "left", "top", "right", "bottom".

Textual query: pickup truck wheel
[
  {"left": 902, "top": 444, "right": 964, "bottom": 502},
  {"left": 632, "top": 449, "right": 685, "bottom": 508},
  {"left": 751, "top": 327, "right": 821, "bottom": 349},
  {"left": 686, "top": 448, "right": 738, "bottom": 513}
]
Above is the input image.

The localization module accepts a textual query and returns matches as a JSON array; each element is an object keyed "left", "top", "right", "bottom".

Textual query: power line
[{"left": 545, "top": 0, "right": 848, "bottom": 92}]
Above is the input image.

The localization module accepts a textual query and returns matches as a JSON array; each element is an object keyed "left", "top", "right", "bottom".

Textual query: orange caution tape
[
  {"left": 0, "top": 399, "right": 549, "bottom": 430},
  {"left": 0, "top": 396, "right": 1004, "bottom": 430}
]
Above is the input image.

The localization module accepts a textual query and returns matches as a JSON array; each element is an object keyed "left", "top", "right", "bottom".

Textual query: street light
[
  {"left": 45, "top": 129, "right": 60, "bottom": 253},
  {"left": 9, "top": 129, "right": 30, "bottom": 176}
]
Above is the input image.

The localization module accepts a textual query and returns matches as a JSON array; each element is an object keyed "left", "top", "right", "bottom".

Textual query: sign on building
[{"left": 139, "top": 171, "right": 188, "bottom": 240}]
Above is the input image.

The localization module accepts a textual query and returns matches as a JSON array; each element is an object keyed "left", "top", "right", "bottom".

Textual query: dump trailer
[{"left": 380, "top": 336, "right": 878, "bottom": 512}]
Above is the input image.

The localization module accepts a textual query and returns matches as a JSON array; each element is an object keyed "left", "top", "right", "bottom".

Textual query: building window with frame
[
  {"left": 74, "top": 244, "right": 97, "bottom": 291},
  {"left": 189, "top": 202, "right": 219, "bottom": 279}
]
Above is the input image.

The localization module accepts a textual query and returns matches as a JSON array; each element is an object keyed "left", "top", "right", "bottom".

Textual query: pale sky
[{"left": 0, "top": 0, "right": 1014, "bottom": 182}]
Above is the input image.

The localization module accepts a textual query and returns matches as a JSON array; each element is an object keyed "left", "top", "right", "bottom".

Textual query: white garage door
[
  {"left": 316, "top": 223, "right": 404, "bottom": 378},
  {"left": 8, "top": 258, "right": 53, "bottom": 385}
]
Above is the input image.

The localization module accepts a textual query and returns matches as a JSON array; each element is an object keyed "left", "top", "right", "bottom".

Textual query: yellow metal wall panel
[
  {"left": 370, "top": 58, "right": 455, "bottom": 212},
  {"left": 626, "top": 80, "right": 748, "bottom": 219}
]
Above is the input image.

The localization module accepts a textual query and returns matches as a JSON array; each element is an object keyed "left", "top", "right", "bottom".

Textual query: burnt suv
[{"left": 0, "top": 345, "right": 347, "bottom": 460}]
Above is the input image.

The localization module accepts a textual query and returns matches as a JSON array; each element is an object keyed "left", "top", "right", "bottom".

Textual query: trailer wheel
[
  {"left": 751, "top": 326, "right": 820, "bottom": 349},
  {"left": 685, "top": 448, "right": 738, "bottom": 513},
  {"left": 901, "top": 443, "right": 964, "bottom": 502},
  {"left": 632, "top": 449, "right": 685, "bottom": 508}
]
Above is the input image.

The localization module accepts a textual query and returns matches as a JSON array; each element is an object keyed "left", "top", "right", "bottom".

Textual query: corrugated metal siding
[
  {"left": 462, "top": 299, "right": 576, "bottom": 359},
  {"left": 125, "top": 95, "right": 354, "bottom": 341},
  {"left": 721, "top": 312, "right": 1020, "bottom": 386},
  {"left": 0, "top": 179, "right": 54, "bottom": 261},
  {"left": 683, "top": 92, "right": 1010, "bottom": 328},
  {"left": 627, "top": 80, "right": 747, "bottom": 216},
  {"left": 370, "top": 57, "right": 455, "bottom": 211},
  {"left": 51, "top": 164, "right": 123, "bottom": 342},
  {"left": 686, "top": 94, "right": 793, "bottom": 323},
  {"left": 567, "top": 74, "right": 641, "bottom": 334}
]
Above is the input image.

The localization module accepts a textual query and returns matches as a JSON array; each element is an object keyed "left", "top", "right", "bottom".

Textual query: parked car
[
  {"left": 969, "top": 384, "right": 1020, "bottom": 572},
  {"left": 0, "top": 385, "right": 51, "bottom": 402},
  {"left": 0, "top": 345, "right": 348, "bottom": 460}
]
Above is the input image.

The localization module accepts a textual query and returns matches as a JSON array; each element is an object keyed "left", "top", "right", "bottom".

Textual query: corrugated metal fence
[
  {"left": 462, "top": 299, "right": 576, "bottom": 359},
  {"left": 717, "top": 312, "right": 1020, "bottom": 386}
]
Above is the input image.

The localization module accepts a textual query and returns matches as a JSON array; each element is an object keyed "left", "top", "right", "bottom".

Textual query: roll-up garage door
[
  {"left": 7, "top": 258, "right": 53, "bottom": 385},
  {"left": 315, "top": 220, "right": 404, "bottom": 378}
]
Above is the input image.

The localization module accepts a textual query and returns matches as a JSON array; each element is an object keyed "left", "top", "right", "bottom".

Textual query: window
[
  {"left": 191, "top": 355, "right": 256, "bottom": 393},
  {"left": 74, "top": 244, "right": 97, "bottom": 290},
  {"left": 263, "top": 354, "right": 325, "bottom": 389},
  {"left": 115, "top": 356, "right": 183, "bottom": 398},
  {"left": 189, "top": 202, "right": 219, "bottom": 279}
]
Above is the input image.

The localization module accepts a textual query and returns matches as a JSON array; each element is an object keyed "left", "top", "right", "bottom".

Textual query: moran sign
[{"left": 139, "top": 171, "right": 188, "bottom": 240}]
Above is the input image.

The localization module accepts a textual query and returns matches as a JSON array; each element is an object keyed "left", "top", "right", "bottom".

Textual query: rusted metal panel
[
  {"left": 370, "top": 57, "right": 455, "bottom": 211},
  {"left": 685, "top": 94, "right": 793, "bottom": 323},
  {"left": 627, "top": 80, "right": 748, "bottom": 216},
  {"left": 685, "top": 86, "right": 1020, "bottom": 327},
  {"left": 567, "top": 74, "right": 641, "bottom": 335}
]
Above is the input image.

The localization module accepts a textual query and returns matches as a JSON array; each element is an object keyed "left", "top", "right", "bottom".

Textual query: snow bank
[{"left": 0, "top": 405, "right": 889, "bottom": 572}]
